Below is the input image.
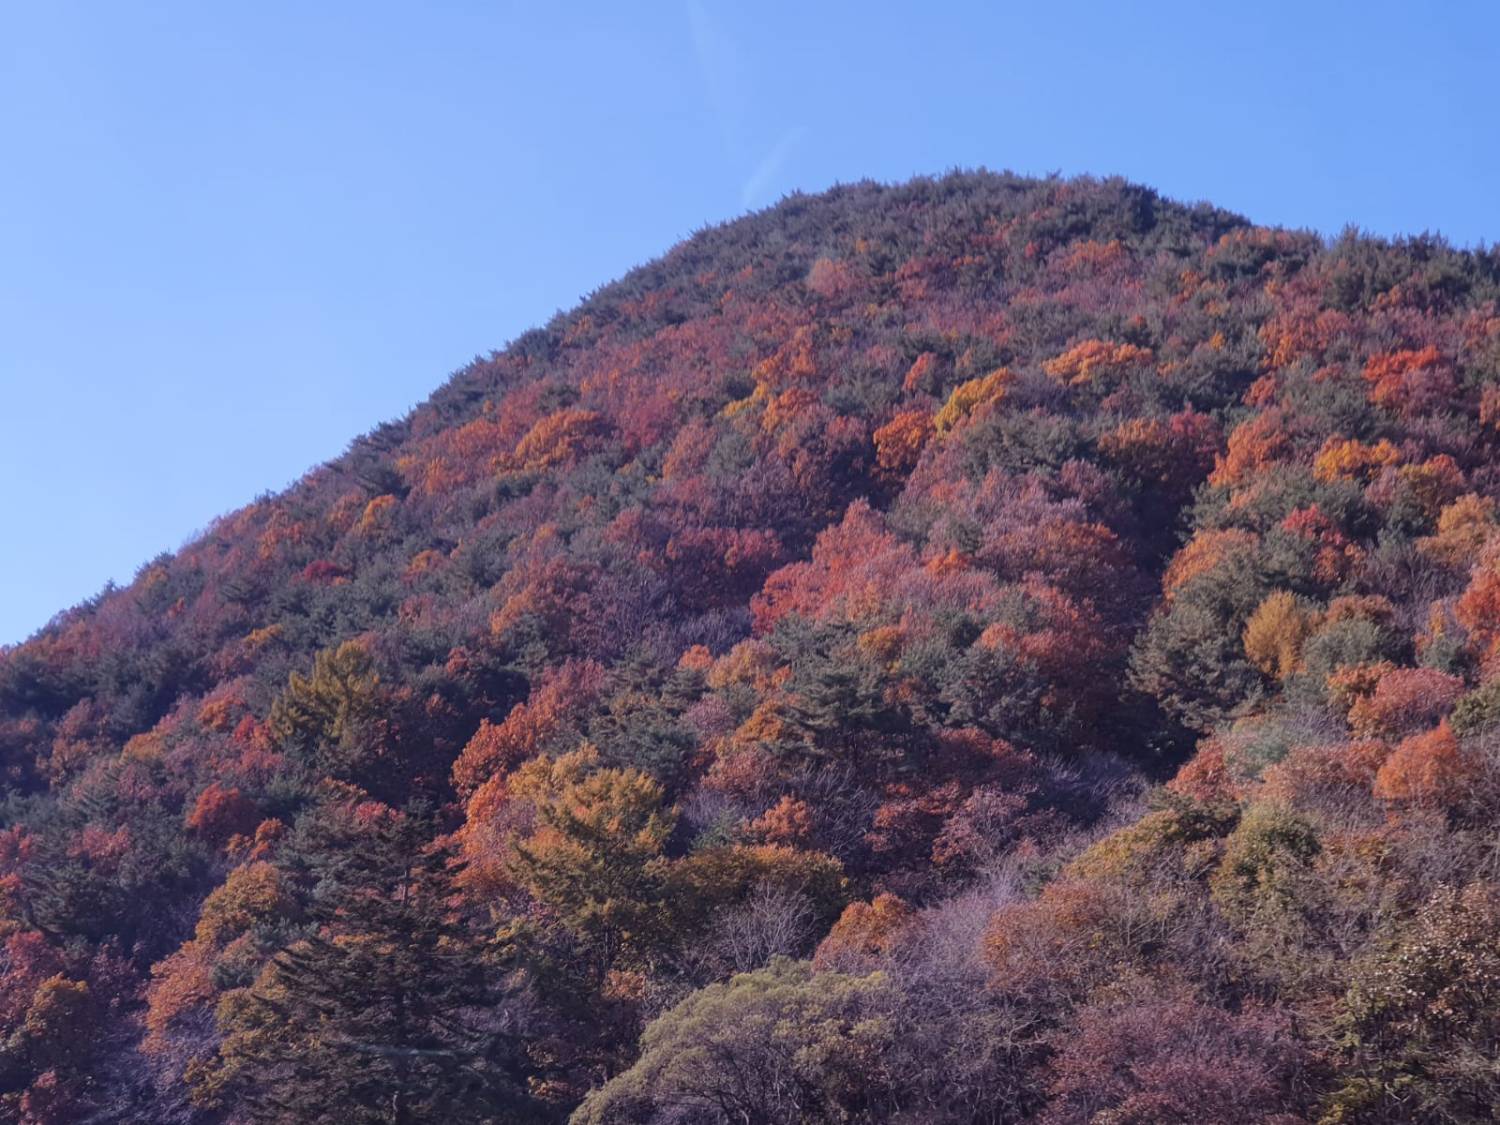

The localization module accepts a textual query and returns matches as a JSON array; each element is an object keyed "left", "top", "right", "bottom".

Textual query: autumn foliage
[{"left": 4, "top": 171, "right": 1500, "bottom": 1121}]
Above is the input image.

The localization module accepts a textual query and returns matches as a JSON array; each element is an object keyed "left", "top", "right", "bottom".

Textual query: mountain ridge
[{"left": 3, "top": 169, "right": 1500, "bottom": 1123}]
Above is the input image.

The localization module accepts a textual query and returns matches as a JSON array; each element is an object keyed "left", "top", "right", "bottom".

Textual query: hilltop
[{"left": 4, "top": 171, "right": 1500, "bottom": 1123}]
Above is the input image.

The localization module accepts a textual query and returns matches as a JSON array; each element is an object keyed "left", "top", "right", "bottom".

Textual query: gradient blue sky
[{"left": 2, "top": 0, "right": 1497, "bottom": 644}]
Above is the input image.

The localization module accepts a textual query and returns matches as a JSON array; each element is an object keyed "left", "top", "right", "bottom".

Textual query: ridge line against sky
[{"left": 2, "top": 0, "right": 1497, "bottom": 644}]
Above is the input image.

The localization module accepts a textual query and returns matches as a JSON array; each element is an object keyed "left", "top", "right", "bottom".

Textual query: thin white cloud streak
[
  {"left": 686, "top": 0, "right": 742, "bottom": 164},
  {"left": 740, "top": 126, "right": 807, "bottom": 210},
  {"left": 686, "top": 2, "right": 806, "bottom": 213}
]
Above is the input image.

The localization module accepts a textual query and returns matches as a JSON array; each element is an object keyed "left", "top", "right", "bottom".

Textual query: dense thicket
[{"left": 4, "top": 170, "right": 1500, "bottom": 1122}]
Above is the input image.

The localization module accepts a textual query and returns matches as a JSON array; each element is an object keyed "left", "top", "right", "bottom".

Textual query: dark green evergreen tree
[{"left": 209, "top": 808, "right": 536, "bottom": 1124}]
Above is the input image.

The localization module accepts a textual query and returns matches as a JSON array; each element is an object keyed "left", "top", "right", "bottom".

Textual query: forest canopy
[{"left": 3, "top": 170, "right": 1500, "bottom": 1123}]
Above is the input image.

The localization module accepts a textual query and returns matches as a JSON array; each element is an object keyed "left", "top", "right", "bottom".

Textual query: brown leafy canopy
[{"left": 2, "top": 170, "right": 1500, "bottom": 1120}]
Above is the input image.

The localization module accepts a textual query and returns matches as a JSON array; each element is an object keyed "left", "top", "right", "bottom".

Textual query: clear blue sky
[{"left": 2, "top": 1, "right": 1496, "bottom": 645}]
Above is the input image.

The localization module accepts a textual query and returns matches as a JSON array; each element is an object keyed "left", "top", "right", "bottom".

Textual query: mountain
[{"left": 3, "top": 170, "right": 1500, "bottom": 1123}]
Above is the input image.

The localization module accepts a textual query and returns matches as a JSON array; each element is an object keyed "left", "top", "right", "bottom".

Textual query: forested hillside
[{"left": 4, "top": 171, "right": 1500, "bottom": 1123}]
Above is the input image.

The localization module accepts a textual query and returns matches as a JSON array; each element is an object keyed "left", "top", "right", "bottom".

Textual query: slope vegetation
[{"left": 3, "top": 171, "right": 1500, "bottom": 1123}]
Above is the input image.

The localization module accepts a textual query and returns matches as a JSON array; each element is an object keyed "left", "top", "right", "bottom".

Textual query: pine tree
[
  {"left": 267, "top": 640, "right": 386, "bottom": 779},
  {"left": 508, "top": 756, "right": 675, "bottom": 975},
  {"left": 207, "top": 809, "right": 533, "bottom": 1124},
  {"left": 778, "top": 624, "right": 911, "bottom": 769}
]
